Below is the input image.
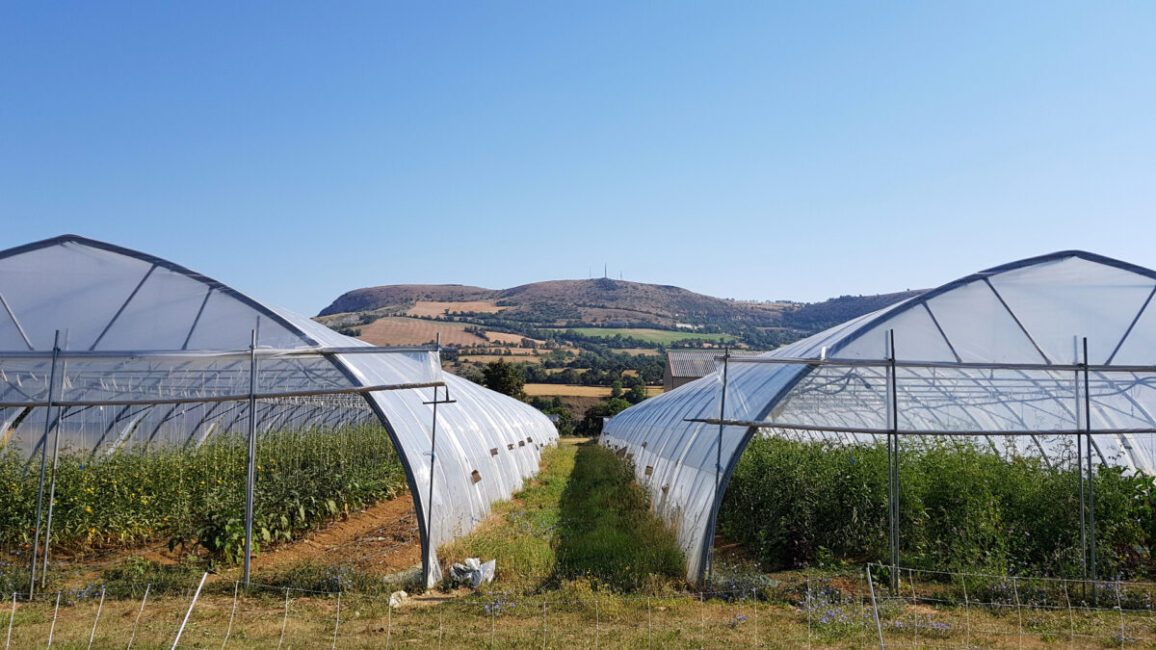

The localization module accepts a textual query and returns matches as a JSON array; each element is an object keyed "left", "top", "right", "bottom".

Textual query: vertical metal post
[
  {"left": 243, "top": 328, "right": 258, "bottom": 587},
  {"left": 887, "top": 330, "right": 899, "bottom": 590},
  {"left": 1083, "top": 337, "right": 1097, "bottom": 597},
  {"left": 29, "top": 329, "right": 61, "bottom": 600},
  {"left": 41, "top": 333, "right": 69, "bottom": 588},
  {"left": 708, "top": 348, "right": 729, "bottom": 586},
  {"left": 40, "top": 408, "right": 68, "bottom": 588},
  {"left": 425, "top": 333, "right": 441, "bottom": 587},
  {"left": 1075, "top": 365, "right": 1087, "bottom": 593}
]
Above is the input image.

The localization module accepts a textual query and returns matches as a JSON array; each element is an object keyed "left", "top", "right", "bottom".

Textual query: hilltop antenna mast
[{"left": 604, "top": 263, "right": 607, "bottom": 279}]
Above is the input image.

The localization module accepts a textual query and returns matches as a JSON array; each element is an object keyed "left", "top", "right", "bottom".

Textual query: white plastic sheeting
[
  {"left": 0, "top": 235, "right": 558, "bottom": 585},
  {"left": 603, "top": 251, "right": 1156, "bottom": 582}
]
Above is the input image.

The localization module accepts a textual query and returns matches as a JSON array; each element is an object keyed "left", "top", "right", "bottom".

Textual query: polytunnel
[
  {"left": 603, "top": 250, "right": 1156, "bottom": 583},
  {"left": 0, "top": 235, "right": 558, "bottom": 588}
]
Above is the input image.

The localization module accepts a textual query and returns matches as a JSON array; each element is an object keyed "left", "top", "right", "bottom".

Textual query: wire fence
[
  {"left": 816, "top": 564, "right": 1156, "bottom": 648},
  {"left": 0, "top": 574, "right": 772, "bottom": 649},
  {"left": 6, "top": 564, "right": 1156, "bottom": 648}
]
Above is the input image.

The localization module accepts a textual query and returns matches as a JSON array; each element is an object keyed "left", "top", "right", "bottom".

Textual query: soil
[
  {"left": 246, "top": 494, "right": 420, "bottom": 577},
  {"left": 49, "top": 494, "right": 422, "bottom": 588}
]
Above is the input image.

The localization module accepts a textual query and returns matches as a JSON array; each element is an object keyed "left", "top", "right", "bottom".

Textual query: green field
[{"left": 556, "top": 327, "right": 737, "bottom": 346}]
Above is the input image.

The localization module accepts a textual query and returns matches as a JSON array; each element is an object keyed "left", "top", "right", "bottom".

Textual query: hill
[
  {"left": 319, "top": 277, "right": 919, "bottom": 340},
  {"left": 320, "top": 277, "right": 794, "bottom": 328},
  {"left": 315, "top": 278, "right": 921, "bottom": 402}
]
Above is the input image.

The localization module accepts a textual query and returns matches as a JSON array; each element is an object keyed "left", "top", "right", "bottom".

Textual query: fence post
[
  {"left": 46, "top": 592, "right": 60, "bottom": 649},
  {"left": 127, "top": 584, "right": 150, "bottom": 650},
  {"left": 866, "top": 565, "right": 885, "bottom": 650},
  {"left": 172, "top": 572, "right": 209, "bottom": 649},
  {"left": 87, "top": 584, "right": 105, "bottom": 650},
  {"left": 752, "top": 588, "right": 758, "bottom": 648},
  {"left": 5, "top": 592, "right": 14, "bottom": 650},
  {"left": 277, "top": 588, "right": 289, "bottom": 650},
  {"left": 221, "top": 581, "right": 239, "bottom": 650}
]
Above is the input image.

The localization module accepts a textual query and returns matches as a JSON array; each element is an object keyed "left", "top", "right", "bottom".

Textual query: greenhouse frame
[
  {"left": 603, "top": 251, "right": 1156, "bottom": 583},
  {"left": 0, "top": 235, "right": 557, "bottom": 591}
]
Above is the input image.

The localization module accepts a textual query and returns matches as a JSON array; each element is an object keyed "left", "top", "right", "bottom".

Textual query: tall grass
[
  {"left": 719, "top": 437, "right": 1155, "bottom": 578},
  {"left": 439, "top": 439, "right": 684, "bottom": 594}
]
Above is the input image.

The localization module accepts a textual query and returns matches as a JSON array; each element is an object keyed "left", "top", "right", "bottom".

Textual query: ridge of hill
[
  {"left": 319, "top": 277, "right": 790, "bottom": 326},
  {"left": 317, "top": 277, "right": 921, "bottom": 348}
]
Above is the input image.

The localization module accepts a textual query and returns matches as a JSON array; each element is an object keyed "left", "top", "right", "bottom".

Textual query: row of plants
[
  {"left": 0, "top": 425, "right": 407, "bottom": 565},
  {"left": 718, "top": 437, "right": 1155, "bottom": 578}
]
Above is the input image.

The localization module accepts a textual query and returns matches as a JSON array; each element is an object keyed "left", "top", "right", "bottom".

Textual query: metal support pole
[
  {"left": 29, "top": 330, "right": 61, "bottom": 600},
  {"left": 41, "top": 401, "right": 69, "bottom": 586},
  {"left": 708, "top": 348, "right": 729, "bottom": 586},
  {"left": 243, "top": 328, "right": 258, "bottom": 586},
  {"left": 1075, "top": 365, "right": 1087, "bottom": 595},
  {"left": 425, "top": 333, "right": 441, "bottom": 587},
  {"left": 887, "top": 330, "right": 899, "bottom": 590},
  {"left": 1083, "top": 337, "right": 1097, "bottom": 598}
]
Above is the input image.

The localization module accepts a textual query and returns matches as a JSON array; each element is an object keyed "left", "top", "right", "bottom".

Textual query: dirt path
[
  {"left": 246, "top": 493, "right": 421, "bottom": 577},
  {"left": 47, "top": 494, "right": 421, "bottom": 591}
]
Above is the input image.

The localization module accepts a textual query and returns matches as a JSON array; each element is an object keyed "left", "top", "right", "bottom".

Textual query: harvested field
[
  {"left": 554, "top": 327, "right": 738, "bottom": 346},
  {"left": 485, "top": 330, "right": 543, "bottom": 345},
  {"left": 405, "top": 300, "right": 504, "bottom": 317},
  {"left": 459, "top": 352, "right": 540, "bottom": 364},
  {"left": 523, "top": 384, "right": 663, "bottom": 397},
  {"left": 356, "top": 317, "right": 487, "bottom": 346}
]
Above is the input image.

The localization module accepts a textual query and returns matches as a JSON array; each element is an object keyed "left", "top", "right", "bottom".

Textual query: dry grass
[
  {"left": 15, "top": 582, "right": 1151, "bottom": 648},
  {"left": 406, "top": 300, "right": 505, "bottom": 317},
  {"left": 4, "top": 589, "right": 808, "bottom": 648},
  {"left": 356, "top": 317, "right": 487, "bottom": 346}
]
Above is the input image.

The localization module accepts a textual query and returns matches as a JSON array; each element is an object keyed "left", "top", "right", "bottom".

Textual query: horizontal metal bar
[
  {"left": 683, "top": 417, "right": 1156, "bottom": 437},
  {"left": 0, "top": 381, "right": 446, "bottom": 408},
  {"left": 0, "top": 345, "right": 441, "bottom": 362},
  {"left": 719, "top": 355, "right": 1156, "bottom": 374}
]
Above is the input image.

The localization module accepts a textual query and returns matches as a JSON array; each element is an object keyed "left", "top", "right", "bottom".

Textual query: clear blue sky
[{"left": 3, "top": 3, "right": 1154, "bottom": 315}]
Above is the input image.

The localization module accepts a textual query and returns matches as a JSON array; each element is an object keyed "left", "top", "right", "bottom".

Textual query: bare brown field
[
  {"left": 485, "top": 331, "right": 544, "bottom": 345},
  {"left": 357, "top": 317, "right": 487, "bottom": 346},
  {"left": 524, "top": 384, "right": 613, "bottom": 397},
  {"left": 620, "top": 347, "right": 662, "bottom": 356},
  {"left": 405, "top": 300, "right": 504, "bottom": 317},
  {"left": 459, "top": 352, "right": 539, "bottom": 364},
  {"left": 524, "top": 384, "right": 663, "bottom": 398}
]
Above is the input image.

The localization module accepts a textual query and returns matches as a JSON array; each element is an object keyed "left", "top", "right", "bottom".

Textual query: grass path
[{"left": 438, "top": 437, "right": 685, "bottom": 595}]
